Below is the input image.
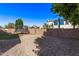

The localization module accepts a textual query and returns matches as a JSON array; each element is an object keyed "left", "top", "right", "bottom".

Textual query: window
[{"left": 60, "top": 20, "right": 64, "bottom": 25}]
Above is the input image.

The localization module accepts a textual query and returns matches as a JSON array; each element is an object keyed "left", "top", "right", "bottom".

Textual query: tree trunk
[
  {"left": 58, "top": 18, "right": 60, "bottom": 37},
  {"left": 58, "top": 18, "right": 60, "bottom": 29},
  {"left": 73, "top": 25, "right": 75, "bottom": 29}
]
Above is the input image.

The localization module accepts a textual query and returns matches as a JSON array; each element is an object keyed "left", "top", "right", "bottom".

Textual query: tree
[
  {"left": 15, "top": 19, "right": 23, "bottom": 29},
  {"left": 51, "top": 3, "right": 79, "bottom": 29},
  {"left": 5, "top": 23, "right": 15, "bottom": 28},
  {"left": 51, "top": 4, "right": 64, "bottom": 29},
  {"left": 43, "top": 23, "right": 48, "bottom": 29},
  {"left": 0, "top": 26, "right": 3, "bottom": 28}
]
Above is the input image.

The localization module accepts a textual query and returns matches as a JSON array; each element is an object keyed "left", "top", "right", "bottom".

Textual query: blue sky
[{"left": 0, "top": 3, "right": 63, "bottom": 27}]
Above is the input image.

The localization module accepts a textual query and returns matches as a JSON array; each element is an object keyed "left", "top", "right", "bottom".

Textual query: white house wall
[
  {"left": 54, "top": 25, "right": 73, "bottom": 29},
  {"left": 53, "top": 21, "right": 74, "bottom": 29},
  {"left": 47, "top": 20, "right": 78, "bottom": 29}
]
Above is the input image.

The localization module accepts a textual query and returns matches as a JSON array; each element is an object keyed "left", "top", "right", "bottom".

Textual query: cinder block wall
[
  {"left": 45, "top": 29, "right": 79, "bottom": 39},
  {"left": 28, "top": 28, "right": 46, "bottom": 34},
  {"left": 6, "top": 28, "right": 46, "bottom": 34},
  {"left": 0, "top": 29, "right": 7, "bottom": 34},
  {"left": 3, "top": 28, "right": 79, "bottom": 39},
  {"left": 7, "top": 29, "right": 15, "bottom": 34}
]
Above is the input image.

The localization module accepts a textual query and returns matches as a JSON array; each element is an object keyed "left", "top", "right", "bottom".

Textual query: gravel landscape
[
  {"left": 0, "top": 34, "right": 79, "bottom": 56},
  {"left": 1, "top": 34, "right": 42, "bottom": 56},
  {"left": 35, "top": 36, "right": 79, "bottom": 56},
  {"left": 0, "top": 3, "right": 79, "bottom": 56}
]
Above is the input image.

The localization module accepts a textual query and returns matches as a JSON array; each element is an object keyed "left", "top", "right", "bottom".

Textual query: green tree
[
  {"left": 0, "top": 26, "right": 3, "bottom": 28},
  {"left": 15, "top": 19, "right": 23, "bottom": 29},
  {"left": 51, "top": 4, "right": 63, "bottom": 29},
  {"left": 5, "top": 23, "right": 15, "bottom": 28},
  {"left": 51, "top": 3, "right": 79, "bottom": 29},
  {"left": 43, "top": 23, "right": 48, "bottom": 29},
  {"left": 69, "top": 13, "right": 79, "bottom": 28}
]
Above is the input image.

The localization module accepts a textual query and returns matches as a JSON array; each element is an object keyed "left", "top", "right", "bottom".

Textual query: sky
[{"left": 0, "top": 3, "right": 63, "bottom": 27}]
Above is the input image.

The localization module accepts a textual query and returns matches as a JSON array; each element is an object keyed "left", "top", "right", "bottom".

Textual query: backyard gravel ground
[
  {"left": 1, "top": 34, "right": 79, "bottom": 56},
  {"left": 1, "top": 34, "right": 42, "bottom": 56}
]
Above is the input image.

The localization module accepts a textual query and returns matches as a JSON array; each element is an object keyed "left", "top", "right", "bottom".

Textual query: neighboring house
[
  {"left": 39, "top": 25, "right": 43, "bottom": 29},
  {"left": 47, "top": 20, "right": 77, "bottom": 29},
  {"left": 30, "top": 25, "right": 39, "bottom": 29}
]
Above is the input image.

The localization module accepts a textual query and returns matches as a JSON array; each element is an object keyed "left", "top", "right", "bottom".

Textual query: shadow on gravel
[
  {"left": 34, "top": 29, "right": 79, "bottom": 56},
  {"left": 0, "top": 37, "right": 21, "bottom": 55},
  {"left": 0, "top": 30, "right": 21, "bottom": 55}
]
